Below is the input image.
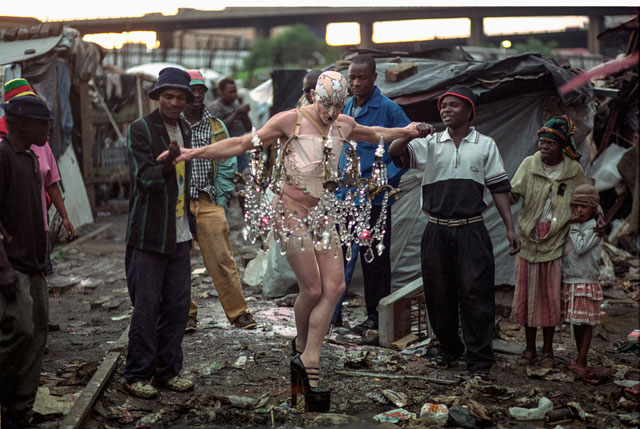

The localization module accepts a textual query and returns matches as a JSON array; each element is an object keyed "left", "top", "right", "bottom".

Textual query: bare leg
[
  {"left": 574, "top": 325, "right": 592, "bottom": 367},
  {"left": 287, "top": 247, "right": 345, "bottom": 387},
  {"left": 524, "top": 325, "right": 537, "bottom": 356},
  {"left": 542, "top": 327, "right": 555, "bottom": 355}
]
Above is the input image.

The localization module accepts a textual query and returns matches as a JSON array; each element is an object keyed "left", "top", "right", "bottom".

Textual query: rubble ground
[{"left": 37, "top": 201, "right": 639, "bottom": 428}]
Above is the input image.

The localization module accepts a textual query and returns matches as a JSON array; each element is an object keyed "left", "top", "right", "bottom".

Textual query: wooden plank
[{"left": 59, "top": 325, "right": 130, "bottom": 429}]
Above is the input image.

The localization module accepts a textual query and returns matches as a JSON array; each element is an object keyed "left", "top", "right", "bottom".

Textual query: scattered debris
[
  {"left": 381, "top": 389, "right": 408, "bottom": 408},
  {"left": 33, "top": 387, "right": 78, "bottom": 416},
  {"left": 420, "top": 402, "right": 449, "bottom": 426},
  {"left": 391, "top": 333, "right": 419, "bottom": 350},
  {"left": 372, "top": 408, "right": 413, "bottom": 423},
  {"left": 449, "top": 405, "right": 482, "bottom": 428},
  {"left": 303, "top": 413, "right": 360, "bottom": 426},
  {"left": 509, "top": 396, "right": 553, "bottom": 420}
]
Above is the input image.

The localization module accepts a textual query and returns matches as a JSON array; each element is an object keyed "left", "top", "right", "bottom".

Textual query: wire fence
[{"left": 103, "top": 32, "right": 251, "bottom": 74}]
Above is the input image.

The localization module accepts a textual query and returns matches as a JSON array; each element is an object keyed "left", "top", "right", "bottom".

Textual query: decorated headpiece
[
  {"left": 571, "top": 184, "right": 599, "bottom": 209},
  {"left": 314, "top": 71, "right": 347, "bottom": 105},
  {"left": 4, "top": 78, "right": 37, "bottom": 102},
  {"left": 537, "top": 115, "right": 580, "bottom": 160}
]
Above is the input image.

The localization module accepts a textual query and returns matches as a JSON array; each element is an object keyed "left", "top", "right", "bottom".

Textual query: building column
[
  {"left": 156, "top": 31, "right": 173, "bottom": 62},
  {"left": 588, "top": 15, "right": 603, "bottom": 55},
  {"left": 359, "top": 20, "right": 374, "bottom": 49},
  {"left": 255, "top": 25, "right": 272, "bottom": 40},
  {"left": 469, "top": 17, "right": 484, "bottom": 46}
]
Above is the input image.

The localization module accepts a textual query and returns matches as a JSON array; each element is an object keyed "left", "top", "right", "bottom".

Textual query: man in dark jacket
[
  {"left": 0, "top": 95, "right": 52, "bottom": 427},
  {"left": 123, "top": 67, "right": 197, "bottom": 398}
]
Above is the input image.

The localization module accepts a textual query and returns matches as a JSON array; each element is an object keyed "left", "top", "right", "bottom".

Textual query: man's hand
[
  {"left": 507, "top": 229, "right": 521, "bottom": 255},
  {"left": 593, "top": 212, "right": 606, "bottom": 237},
  {"left": 237, "top": 104, "right": 251, "bottom": 116},
  {"left": 416, "top": 122, "right": 436, "bottom": 138},
  {"left": 157, "top": 140, "right": 182, "bottom": 170},
  {"left": 406, "top": 122, "right": 435, "bottom": 138},
  {"left": 62, "top": 218, "right": 75, "bottom": 241}
]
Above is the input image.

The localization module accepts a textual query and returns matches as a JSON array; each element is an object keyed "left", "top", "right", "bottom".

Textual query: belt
[{"left": 428, "top": 215, "right": 483, "bottom": 227}]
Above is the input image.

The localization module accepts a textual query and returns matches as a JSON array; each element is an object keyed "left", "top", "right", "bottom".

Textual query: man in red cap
[
  {"left": 182, "top": 69, "right": 256, "bottom": 332},
  {"left": 389, "top": 85, "right": 520, "bottom": 382}
]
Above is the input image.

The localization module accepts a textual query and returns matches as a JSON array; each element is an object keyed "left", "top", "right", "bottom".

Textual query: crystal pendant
[
  {"left": 345, "top": 243, "right": 352, "bottom": 262},
  {"left": 376, "top": 242, "right": 385, "bottom": 256},
  {"left": 321, "top": 230, "right": 331, "bottom": 249},
  {"left": 364, "top": 247, "right": 374, "bottom": 263}
]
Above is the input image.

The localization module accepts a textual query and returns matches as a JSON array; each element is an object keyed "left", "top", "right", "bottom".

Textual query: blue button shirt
[{"left": 338, "top": 86, "right": 410, "bottom": 206}]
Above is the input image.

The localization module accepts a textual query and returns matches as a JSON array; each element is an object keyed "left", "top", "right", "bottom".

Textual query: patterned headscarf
[
  {"left": 314, "top": 71, "right": 347, "bottom": 106},
  {"left": 537, "top": 115, "right": 581, "bottom": 160}
]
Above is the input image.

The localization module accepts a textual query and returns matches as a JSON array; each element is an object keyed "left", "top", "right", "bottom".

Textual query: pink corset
[{"left": 283, "top": 134, "right": 345, "bottom": 199}]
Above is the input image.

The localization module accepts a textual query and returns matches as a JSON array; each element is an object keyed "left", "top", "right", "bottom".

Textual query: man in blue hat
[
  {"left": 0, "top": 95, "right": 53, "bottom": 426},
  {"left": 123, "top": 67, "right": 196, "bottom": 398}
]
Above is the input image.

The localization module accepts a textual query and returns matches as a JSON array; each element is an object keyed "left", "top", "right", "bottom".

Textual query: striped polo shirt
[{"left": 406, "top": 127, "right": 511, "bottom": 219}]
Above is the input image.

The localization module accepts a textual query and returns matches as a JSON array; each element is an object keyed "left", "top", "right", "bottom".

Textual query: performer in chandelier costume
[{"left": 159, "top": 71, "right": 432, "bottom": 411}]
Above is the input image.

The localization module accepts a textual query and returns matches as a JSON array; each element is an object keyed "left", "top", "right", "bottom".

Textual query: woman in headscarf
[{"left": 509, "top": 115, "right": 603, "bottom": 369}]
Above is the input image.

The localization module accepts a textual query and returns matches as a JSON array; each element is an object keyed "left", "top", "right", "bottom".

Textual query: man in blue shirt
[{"left": 333, "top": 55, "right": 410, "bottom": 332}]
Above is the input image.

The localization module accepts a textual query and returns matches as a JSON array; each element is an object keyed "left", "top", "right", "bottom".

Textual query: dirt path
[{"left": 34, "top": 206, "right": 639, "bottom": 428}]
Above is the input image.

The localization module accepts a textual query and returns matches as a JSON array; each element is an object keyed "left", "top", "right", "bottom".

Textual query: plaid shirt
[{"left": 183, "top": 106, "right": 217, "bottom": 201}]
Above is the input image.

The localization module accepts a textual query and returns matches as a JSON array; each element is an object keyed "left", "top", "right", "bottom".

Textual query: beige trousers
[{"left": 189, "top": 196, "right": 247, "bottom": 323}]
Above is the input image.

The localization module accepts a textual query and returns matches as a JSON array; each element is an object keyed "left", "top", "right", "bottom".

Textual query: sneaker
[
  {"left": 185, "top": 317, "right": 197, "bottom": 334},
  {"left": 470, "top": 369, "right": 492, "bottom": 382},
  {"left": 351, "top": 318, "right": 376, "bottom": 335},
  {"left": 233, "top": 312, "right": 257, "bottom": 330},
  {"left": 156, "top": 375, "right": 194, "bottom": 392},
  {"left": 429, "top": 351, "right": 459, "bottom": 369},
  {"left": 123, "top": 380, "right": 158, "bottom": 399}
]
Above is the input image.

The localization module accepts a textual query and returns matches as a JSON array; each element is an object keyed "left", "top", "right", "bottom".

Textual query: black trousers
[
  {"left": 420, "top": 221, "right": 495, "bottom": 371},
  {"left": 333, "top": 204, "right": 391, "bottom": 325},
  {"left": 124, "top": 242, "right": 191, "bottom": 382}
]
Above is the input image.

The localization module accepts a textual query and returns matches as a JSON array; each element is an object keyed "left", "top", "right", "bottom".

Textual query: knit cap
[
  {"left": 571, "top": 184, "right": 599, "bottom": 208},
  {"left": 4, "top": 78, "right": 37, "bottom": 102}
]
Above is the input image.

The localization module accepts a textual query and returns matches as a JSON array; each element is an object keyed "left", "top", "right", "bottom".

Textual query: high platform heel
[
  {"left": 290, "top": 355, "right": 330, "bottom": 412},
  {"left": 291, "top": 336, "right": 303, "bottom": 356}
]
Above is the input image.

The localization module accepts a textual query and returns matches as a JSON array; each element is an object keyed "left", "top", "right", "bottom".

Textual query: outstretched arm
[
  {"left": 159, "top": 111, "right": 289, "bottom": 163},
  {"left": 348, "top": 119, "right": 434, "bottom": 144},
  {"left": 492, "top": 192, "right": 521, "bottom": 255}
]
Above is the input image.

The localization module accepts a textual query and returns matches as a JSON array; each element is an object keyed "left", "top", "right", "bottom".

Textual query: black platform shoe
[
  {"left": 291, "top": 336, "right": 303, "bottom": 356},
  {"left": 290, "top": 355, "right": 330, "bottom": 412}
]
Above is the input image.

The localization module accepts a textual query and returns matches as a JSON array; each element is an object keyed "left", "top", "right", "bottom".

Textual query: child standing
[{"left": 561, "top": 184, "right": 603, "bottom": 368}]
